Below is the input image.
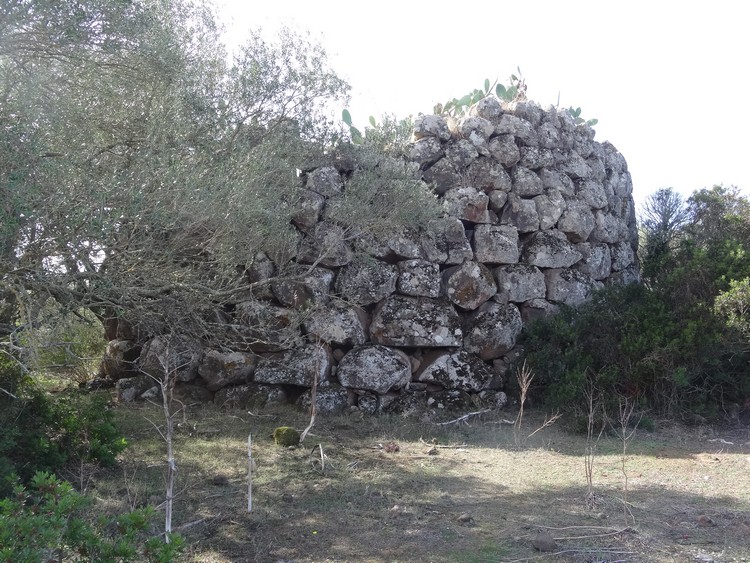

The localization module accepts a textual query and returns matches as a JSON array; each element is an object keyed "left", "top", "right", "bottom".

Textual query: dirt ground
[{"left": 94, "top": 402, "right": 750, "bottom": 562}]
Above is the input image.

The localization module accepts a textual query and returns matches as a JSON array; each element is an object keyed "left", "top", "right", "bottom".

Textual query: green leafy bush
[
  {"left": 0, "top": 365, "right": 127, "bottom": 494},
  {"left": 0, "top": 471, "right": 182, "bottom": 562},
  {"left": 522, "top": 282, "right": 748, "bottom": 421}
]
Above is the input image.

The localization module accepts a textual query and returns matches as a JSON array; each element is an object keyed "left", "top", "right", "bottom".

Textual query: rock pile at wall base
[{"left": 102, "top": 98, "right": 639, "bottom": 417}]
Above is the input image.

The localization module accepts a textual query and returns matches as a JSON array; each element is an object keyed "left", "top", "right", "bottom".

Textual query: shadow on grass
[
  {"left": 194, "top": 463, "right": 750, "bottom": 562},
  {"left": 145, "top": 408, "right": 747, "bottom": 562},
  {"left": 107, "top": 403, "right": 750, "bottom": 562}
]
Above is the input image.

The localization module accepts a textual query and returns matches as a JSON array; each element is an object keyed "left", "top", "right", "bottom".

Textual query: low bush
[
  {"left": 0, "top": 360, "right": 127, "bottom": 495},
  {"left": 522, "top": 282, "right": 750, "bottom": 423},
  {"left": 0, "top": 471, "right": 182, "bottom": 562}
]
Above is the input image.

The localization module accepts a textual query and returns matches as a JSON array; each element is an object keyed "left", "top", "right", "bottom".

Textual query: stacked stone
[{"left": 107, "top": 98, "right": 639, "bottom": 416}]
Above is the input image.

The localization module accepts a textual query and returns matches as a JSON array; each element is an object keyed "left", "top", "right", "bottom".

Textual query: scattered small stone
[
  {"left": 531, "top": 531, "right": 558, "bottom": 552},
  {"left": 384, "top": 441, "right": 400, "bottom": 453},
  {"left": 457, "top": 512, "right": 473, "bottom": 524}
]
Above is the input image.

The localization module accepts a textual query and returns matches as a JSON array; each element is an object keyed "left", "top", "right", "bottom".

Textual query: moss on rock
[{"left": 273, "top": 426, "right": 301, "bottom": 447}]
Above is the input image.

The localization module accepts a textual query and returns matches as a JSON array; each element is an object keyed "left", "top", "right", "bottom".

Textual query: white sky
[{"left": 217, "top": 0, "right": 749, "bottom": 210}]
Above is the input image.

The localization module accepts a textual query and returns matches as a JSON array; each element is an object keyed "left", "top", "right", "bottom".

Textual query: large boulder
[
  {"left": 494, "top": 114, "right": 537, "bottom": 146},
  {"left": 610, "top": 241, "right": 636, "bottom": 271},
  {"left": 234, "top": 300, "right": 302, "bottom": 352},
  {"left": 511, "top": 166, "right": 544, "bottom": 197},
  {"left": 303, "top": 303, "right": 368, "bottom": 346},
  {"left": 445, "top": 138, "right": 479, "bottom": 168},
  {"left": 488, "top": 134, "right": 521, "bottom": 167},
  {"left": 271, "top": 267, "right": 335, "bottom": 309},
  {"left": 575, "top": 243, "right": 612, "bottom": 280},
  {"left": 442, "top": 261, "right": 497, "bottom": 310},
  {"left": 420, "top": 217, "right": 474, "bottom": 264},
  {"left": 298, "top": 221, "right": 353, "bottom": 267},
  {"left": 422, "top": 158, "right": 462, "bottom": 195},
  {"left": 590, "top": 211, "right": 628, "bottom": 244},
  {"left": 460, "top": 116, "right": 495, "bottom": 154},
  {"left": 534, "top": 190, "right": 566, "bottom": 230},
  {"left": 413, "top": 114, "right": 451, "bottom": 141},
  {"left": 443, "top": 187, "right": 493, "bottom": 224},
  {"left": 577, "top": 179, "right": 608, "bottom": 209},
  {"left": 298, "top": 384, "right": 350, "bottom": 415},
  {"left": 463, "top": 302, "right": 523, "bottom": 360},
  {"left": 254, "top": 344, "right": 332, "bottom": 387},
  {"left": 214, "top": 383, "right": 287, "bottom": 409},
  {"left": 306, "top": 166, "right": 343, "bottom": 197},
  {"left": 409, "top": 137, "right": 444, "bottom": 166},
  {"left": 522, "top": 230, "right": 583, "bottom": 268},
  {"left": 545, "top": 269, "right": 602, "bottom": 305},
  {"left": 335, "top": 258, "right": 398, "bottom": 305},
  {"left": 416, "top": 350, "right": 493, "bottom": 392},
  {"left": 519, "top": 147, "right": 554, "bottom": 170},
  {"left": 336, "top": 345, "right": 411, "bottom": 394},
  {"left": 291, "top": 189, "right": 326, "bottom": 232},
  {"left": 494, "top": 264, "right": 546, "bottom": 303},
  {"left": 197, "top": 350, "right": 257, "bottom": 392},
  {"left": 370, "top": 295, "right": 462, "bottom": 347},
  {"left": 558, "top": 201, "right": 595, "bottom": 243},
  {"left": 466, "top": 157, "right": 511, "bottom": 192},
  {"left": 473, "top": 224, "right": 520, "bottom": 265},
  {"left": 397, "top": 259, "right": 441, "bottom": 298},
  {"left": 501, "top": 194, "right": 540, "bottom": 233}
]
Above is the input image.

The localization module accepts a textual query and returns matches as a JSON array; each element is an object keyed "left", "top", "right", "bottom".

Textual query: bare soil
[{"left": 91, "top": 402, "right": 750, "bottom": 562}]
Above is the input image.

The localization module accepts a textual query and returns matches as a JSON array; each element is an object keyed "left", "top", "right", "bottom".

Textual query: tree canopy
[{"left": 0, "top": 0, "right": 441, "bottom": 375}]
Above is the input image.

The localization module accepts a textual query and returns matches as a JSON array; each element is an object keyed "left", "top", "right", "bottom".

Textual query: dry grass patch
[{"left": 86, "top": 401, "right": 750, "bottom": 562}]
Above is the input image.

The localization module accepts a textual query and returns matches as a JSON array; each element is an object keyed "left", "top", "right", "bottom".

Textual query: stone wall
[{"left": 105, "top": 97, "right": 639, "bottom": 416}]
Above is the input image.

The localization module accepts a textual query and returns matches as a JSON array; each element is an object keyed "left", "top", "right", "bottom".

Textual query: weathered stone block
[
  {"left": 443, "top": 261, "right": 497, "bottom": 310},
  {"left": 417, "top": 350, "right": 493, "bottom": 392},
  {"left": 473, "top": 224, "right": 520, "bottom": 264},
  {"left": 397, "top": 259, "right": 441, "bottom": 298},
  {"left": 337, "top": 345, "right": 411, "bottom": 394},
  {"left": 254, "top": 344, "right": 332, "bottom": 387},
  {"left": 522, "top": 230, "right": 582, "bottom": 268},
  {"left": 463, "top": 302, "right": 523, "bottom": 360},
  {"left": 494, "top": 264, "right": 546, "bottom": 303},
  {"left": 370, "top": 296, "right": 462, "bottom": 347},
  {"left": 336, "top": 258, "right": 398, "bottom": 305}
]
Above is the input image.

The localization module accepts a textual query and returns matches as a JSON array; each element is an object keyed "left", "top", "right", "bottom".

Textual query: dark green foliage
[
  {"left": 0, "top": 471, "right": 182, "bottom": 562},
  {"left": 0, "top": 361, "right": 127, "bottom": 495},
  {"left": 526, "top": 185, "right": 750, "bottom": 423},
  {"left": 526, "top": 282, "right": 749, "bottom": 421}
]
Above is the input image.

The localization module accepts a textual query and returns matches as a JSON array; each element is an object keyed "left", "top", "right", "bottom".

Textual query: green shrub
[
  {"left": 522, "top": 282, "right": 749, "bottom": 421},
  {"left": 0, "top": 471, "right": 182, "bottom": 562},
  {"left": 0, "top": 364, "right": 127, "bottom": 494}
]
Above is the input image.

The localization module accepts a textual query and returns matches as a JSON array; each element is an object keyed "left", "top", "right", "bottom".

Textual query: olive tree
[{"left": 1, "top": 0, "right": 441, "bottom": 377}]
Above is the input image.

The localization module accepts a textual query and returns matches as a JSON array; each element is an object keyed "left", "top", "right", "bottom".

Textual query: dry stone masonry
[{"left": 105, "top": 98, "right": 639, "bottom": 417}]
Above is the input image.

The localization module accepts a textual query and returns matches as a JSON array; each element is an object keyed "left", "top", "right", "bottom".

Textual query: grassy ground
[{"left": 85, "top": 399, "right": 750, "bottom": 562}]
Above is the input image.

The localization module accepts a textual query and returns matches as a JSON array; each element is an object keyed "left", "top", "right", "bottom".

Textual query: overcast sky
[{"left": 217, "top": 0, "right": 749, "bottom": 210}]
